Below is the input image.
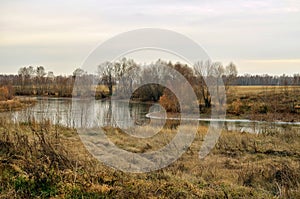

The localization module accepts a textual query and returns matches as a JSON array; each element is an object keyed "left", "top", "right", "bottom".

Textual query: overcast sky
[{"left": 0, "top": 0, "right": 299, "bottom": 75}]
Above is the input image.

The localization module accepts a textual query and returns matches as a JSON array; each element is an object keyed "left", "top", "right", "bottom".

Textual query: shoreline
[
  {"left": 4, "top": 96, "right": 300, "bottom": 124},
  {"left": 0, "top": 97, "right": 37, "bottom": 112},
  {"left": 146, "top": 111, "right": 300, "bottom": 125}
]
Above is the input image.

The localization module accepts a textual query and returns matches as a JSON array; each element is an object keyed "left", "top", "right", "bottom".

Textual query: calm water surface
[{"left": 9, "top": 97, "right": 300, "bottom": 134}]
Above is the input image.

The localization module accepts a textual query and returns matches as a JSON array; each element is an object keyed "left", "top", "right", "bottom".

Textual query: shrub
[
  {"left": 0, "top": 85, "right": 14, "bottom": 101},
  {"left": 159, "top": 89, "right": 180, "bottom": 113}
]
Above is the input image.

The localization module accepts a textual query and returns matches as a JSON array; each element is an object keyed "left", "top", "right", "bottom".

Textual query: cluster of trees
[
  {"left": 0, "top": 59, "right": 236, "bottom": 109},
  {"left": 95, "top": 59, "right": 238, "bottom": 111},
  {"left": 98, "top": 58, "right": 139, "bottom": 96},
  {"left": 0, "top": 66, "right": 77, "bottom": 97}
]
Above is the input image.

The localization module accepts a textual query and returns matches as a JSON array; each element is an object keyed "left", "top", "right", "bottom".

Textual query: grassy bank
[
  {"left": 0, "top": 97, "right": 36, "bottom": 112},
  {"left": 0, "top": 118, "right": 299, "bottom": 198}
]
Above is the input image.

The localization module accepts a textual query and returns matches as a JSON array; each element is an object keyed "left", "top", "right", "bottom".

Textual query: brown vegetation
[
  {"left": 0, "top": 97, "right": 36, "bottom": 112},
  {"left": 226, "top": 86, "right": 300, "bottom": 122},
  {"left": 0, "top": 117, "right": 299, "bottom": 198},
  {"left": 0, "top": 84, "right": 36, "bottom": 112},
  {"left": 0, "top": 60, "right": 299, "bottom": 198},
  {"left": 0, "top": 85, "right": 14, "bottom": 101}
]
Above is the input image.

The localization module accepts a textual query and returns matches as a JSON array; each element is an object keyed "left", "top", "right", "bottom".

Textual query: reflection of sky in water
[
  {"left": 11, "top": 98, "right": 159, "bottom": 128},
  {"left": 9, "top": 98, "right": 300, "bottom": 134}
]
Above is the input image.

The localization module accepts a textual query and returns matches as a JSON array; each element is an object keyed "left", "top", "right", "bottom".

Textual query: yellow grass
[
  {"left": 229, "top": 85, "right": 300, "bottom": 95},
  {"left": 0, "top": 118, "right": 299, "bottom": 198},
  {"left": 93, "top": 84, "right": 110, "bottom": 93},
  {"left": 0, "top": 97, "right": 36, "bottom": 112}
]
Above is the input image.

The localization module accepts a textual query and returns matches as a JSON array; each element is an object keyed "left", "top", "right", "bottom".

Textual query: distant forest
[
  {"left": 0, "top": 59, "right": 299, "bottom": 101},
  {"left": 235, "top": 74, "right": 300, "bottom": 86}
]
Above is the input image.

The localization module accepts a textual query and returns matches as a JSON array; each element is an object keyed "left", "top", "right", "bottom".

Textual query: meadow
[
  {"left": 226, "top": 86, "right": 300, "bottom": 122},
  {"left": 0, "top": 116, "right": 299, "bottom": 198}
]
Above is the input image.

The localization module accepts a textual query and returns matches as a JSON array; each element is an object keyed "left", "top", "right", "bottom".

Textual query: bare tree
[
  {"left": 73, "top": 68, "right": 86, "bottom": 77},
  {"left": 98, "top": 58, "right": 139, "bottom": 97},
  {"left": 98, "top": 61, "right": 115, "bottom": 96},
  {"left": 46, "top": 71, "right": 54, "bottom": 95},
  {"left": 115, "top": 58, "right": 139, "bottom": 97},
  {"left": 224, "top": 62, "right": 238, "bottom": 90},
  {"left": 36, "top": 66, "right": 46, "bottom": 95},
  {"left": 36, "top": 66, "right": 46, "bottom": 78},
  {"left": 18, "top": 66, "right": 35, "bottom": 94},
  {"left": 193, "top": 60, "right": 214, "bottom": 108}
]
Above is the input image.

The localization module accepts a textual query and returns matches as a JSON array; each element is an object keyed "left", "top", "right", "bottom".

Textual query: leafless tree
[
  {"left": 36, "top": 66, "right": 46, "bottom": 95},
  {"left": 224, "top": 62, "right": 238, "bottom": 91},
  {"left": 18, "top": 66, "right": 35, "bottom": 94},
  {"left": 98, "top": 58, "right": 139, "bottom": 97},
  {"left": 193, "top": 60, "right": 215, "bottom": 108},
  {"left": 98, "top": 61, "right": 115, "bottom": 96}
]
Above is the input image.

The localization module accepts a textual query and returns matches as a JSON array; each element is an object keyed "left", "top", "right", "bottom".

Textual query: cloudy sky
[{"left": 0, "top": 0, "right": 299, "bottom": 75}]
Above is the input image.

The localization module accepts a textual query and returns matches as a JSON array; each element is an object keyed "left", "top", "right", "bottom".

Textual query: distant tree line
[
  {"left": 234, "top": 74, "right": 300, "bottom": 86},
  {"left": 0, "top": 66, "right": 87, "bottom": 97},
  {"left": 0, "top": 60, "right": 299, "bottom": 106}
]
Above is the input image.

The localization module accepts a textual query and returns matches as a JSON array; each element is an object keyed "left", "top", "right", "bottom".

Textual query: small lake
[{"left": 6, "top": 97, "right": 300, "bottom": 134}]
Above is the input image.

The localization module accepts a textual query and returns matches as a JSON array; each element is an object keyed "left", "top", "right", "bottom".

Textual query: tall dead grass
[{"left": 0, "top": 117, "right": 299, "bottom": 198}]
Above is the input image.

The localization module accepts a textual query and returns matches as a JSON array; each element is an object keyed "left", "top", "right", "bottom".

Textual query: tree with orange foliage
[
  {"left": 159, "top": 88, "right": 180, "bottom": 113},
  {"left": 0, "top": 85, "right": 14, "bottom": 101}
]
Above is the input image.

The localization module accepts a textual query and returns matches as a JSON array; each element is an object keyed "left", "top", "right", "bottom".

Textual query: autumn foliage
[
  {"left": 159, "top": 88, "right": 180, "bottom": 113},
  {"left": 0, "top": 85, "right": 14, "bottom": 101}
]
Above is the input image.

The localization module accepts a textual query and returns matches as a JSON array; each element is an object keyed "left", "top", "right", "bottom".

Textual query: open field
[
  {"left": 226, "top": 86, "right": 300, "bottom": 122},
  {"left": 228, "top": 86, "right": 300, "bottom": 95},
  {"left": 0, "top": 117, "right": 299, "bottom": 198}
]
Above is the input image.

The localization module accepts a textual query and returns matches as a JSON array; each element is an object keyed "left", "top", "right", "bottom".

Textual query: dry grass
[
  {"left": 94, "top": 84, "right": 110, "bottom": 93},
  {"left": 226, "top": 86, "right": 300, "bottom": 122},
  {"left": 0, "top": 97, "right": 36, "bottom": 112},
  {"left": 0, "top": 117, "right": 299, "bottom": 198},
  {"left": 0, "top": 85, "right": 299, "bottom": 198},
  {"left": 228, "top": 86, "right": 300, "bottom": 95}
]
